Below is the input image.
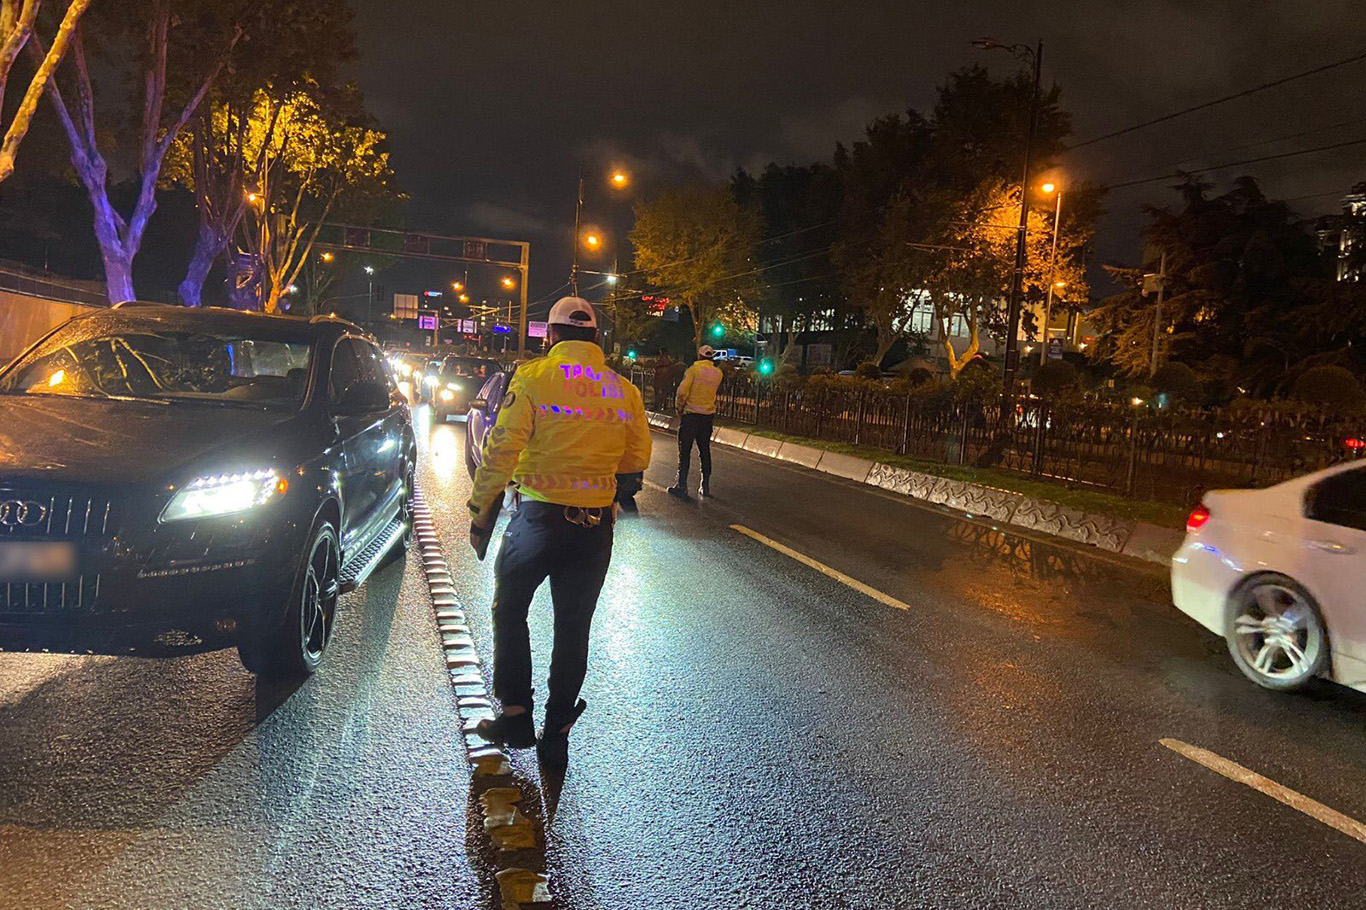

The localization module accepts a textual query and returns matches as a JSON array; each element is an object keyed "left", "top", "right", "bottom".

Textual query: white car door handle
[{"left": 1307, "top": 539, "right": 1356, "bottom": 555}]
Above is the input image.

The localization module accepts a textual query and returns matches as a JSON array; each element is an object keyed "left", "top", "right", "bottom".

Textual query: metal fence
[
  {"left": 629, "top": 367, "right": 1366, "bottom": 505},
  {"left": 0, "top": 265, "right": 110, "bottom": 307}
]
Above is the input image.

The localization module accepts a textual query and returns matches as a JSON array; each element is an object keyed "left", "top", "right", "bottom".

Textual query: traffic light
[
  {"left": 626, "top": 349, "right": 637, "bottom": 361},
  {"left": 757, "top": 359, "right": 775, "bottom": 376},
  {"left": 710, "top": 323, "right": 724, "bottom": 338}
]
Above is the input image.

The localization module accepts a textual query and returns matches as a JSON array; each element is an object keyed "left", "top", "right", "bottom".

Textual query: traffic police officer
[
  {"left": 468, "top": 297, "right": 651, "bottom": 769},
  {"left": 667, "top": 344, "right": 723, "bottom": 500}
]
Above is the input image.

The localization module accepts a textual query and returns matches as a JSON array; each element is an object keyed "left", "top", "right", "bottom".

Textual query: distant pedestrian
[
  {"left": 668, "top": 344, "right": 723, "bottom": 500},
  {"left": 467, "top": 297, "right": 651, "bottom": 770}
]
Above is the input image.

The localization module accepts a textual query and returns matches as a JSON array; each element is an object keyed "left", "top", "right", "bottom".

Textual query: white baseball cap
[
  {"left": 698, "top": 345, "right": 716, "bottom": 358},
  {"left": 547, "top": 296, "right": 597, "bottom": 328}
]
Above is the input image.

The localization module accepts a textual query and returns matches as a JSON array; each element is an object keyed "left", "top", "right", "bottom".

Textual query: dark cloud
[{"left": 349, "top": 0, "right": 1366, "bottom": 299}]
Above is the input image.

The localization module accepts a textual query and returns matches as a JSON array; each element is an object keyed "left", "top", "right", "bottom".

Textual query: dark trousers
[
  {"left": 677, "top": 413, "right": 715, "bottom": 487},
  {"left": 490, "top": 501, "right": 614, "bottom": 724}
]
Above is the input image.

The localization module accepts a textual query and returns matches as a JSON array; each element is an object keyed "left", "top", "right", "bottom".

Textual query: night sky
[{"left": 347, "top": 0, "right": 1366, "bottom": 313}]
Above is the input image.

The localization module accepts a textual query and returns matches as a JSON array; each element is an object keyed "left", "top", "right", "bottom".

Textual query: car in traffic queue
[
  {"left": 0, "top": 304, "right": 416, "bottom": 677},
  {"left": 427, "top": 355, "right": 499, "bottom": 422},
  {"left": 1172, "top": 460, "right": 1366, "bottom": 693},
  {"left": 464, "top": 366, "right": 515, "bottom": 479},
  {"left": 389, "top": 352, "right": 435, "bottom": 406}
]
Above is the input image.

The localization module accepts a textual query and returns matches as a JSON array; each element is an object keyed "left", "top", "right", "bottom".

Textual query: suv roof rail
[
  {"left": 110, "top": 300, "right": 167, "bottom": 309},
  {"left": 310, "top": 313, "right": 367, "bottom": 332}
]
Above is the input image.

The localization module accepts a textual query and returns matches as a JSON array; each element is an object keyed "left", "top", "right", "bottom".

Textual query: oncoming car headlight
[
  {"left": 446, "top": 381, "right": 464, "bottom": 391},
  {"left": 161, "top": 469, "right": 288, "bottom": 522},
  {"left": 439, "top": 389, "right": 455, "bottom": 402},
  {"left": 424, "top": 375, "right": 438, "bottom": 388}
]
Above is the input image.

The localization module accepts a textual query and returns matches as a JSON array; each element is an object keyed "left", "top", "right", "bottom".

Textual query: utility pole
[
  {"left": 1001, "top": 39, "right": 1043, "bottom": 402},
  {"left": 570, "top": 169, "right": 584, "bottom": 296},
  {"left": 1149, "top": 250, "right": 1167, "bottom": 376}
]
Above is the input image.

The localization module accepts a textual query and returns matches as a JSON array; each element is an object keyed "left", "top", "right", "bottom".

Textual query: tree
[
  {"left": 0, "top": 0, "right": 92, "bottom": 183},
  {"left": 1091, "top": 175, "right": 1359, "bottom": 393},
  {"left": 168, "top": 0, "right": 354, "bottom": 305},
  {"left": 629, "top": 184, "right": 762, "bottom": 347},
  {"left": 36, "top": 0, "right": 245, "bottom": 302},
  {"left": 732, "top": 161, "right": 843, "bottom": 364},
  {"left": 239, "top": 81, "right": 396, "bottom": 313},
  {"left": 921, "top": 179, "right": 1088, "bottom": 375}
]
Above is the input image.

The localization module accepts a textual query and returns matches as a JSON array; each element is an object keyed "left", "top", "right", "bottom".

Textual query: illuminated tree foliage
[
  {"left": 167, "top": 0, "right": 354, "bottom": 305},
  {"left": 238, "top": 82, "right": 396, "bottom": 313},
  {"left": 0, "top": 0, "right": 92, "bottom": 183},
  {"left": 629, "top": 183, "right": 762, "bottom": 347}
]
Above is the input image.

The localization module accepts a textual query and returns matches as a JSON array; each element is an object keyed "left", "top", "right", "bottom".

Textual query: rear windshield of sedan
[
  {"left": 440, "top": 358, "right": 498, "bottom": 379},
  {"left": 0, "top": 322, "right": 315, "bottom": 408}
]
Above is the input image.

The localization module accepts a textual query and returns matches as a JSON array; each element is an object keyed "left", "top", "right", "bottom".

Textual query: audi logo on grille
[{"left": 0, "top": 500, "right": 48, "bottom": 528}]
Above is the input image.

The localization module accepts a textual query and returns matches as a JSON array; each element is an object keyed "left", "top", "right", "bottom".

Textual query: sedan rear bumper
[{"left": 1170, "top": 536, "right": 1241, "bottom": 636}]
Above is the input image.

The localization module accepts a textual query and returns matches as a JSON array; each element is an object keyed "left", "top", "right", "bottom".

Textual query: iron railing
[{"left": 628, "top": 367, "right": 1366, "bottom": 506}]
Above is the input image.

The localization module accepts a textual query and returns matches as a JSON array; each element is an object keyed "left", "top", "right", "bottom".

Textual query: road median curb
[
  {"left": 411, "top": 491, "right": 555, "bottom": 910},
  {"left": 648, "top": 411, "right": 1182, "bottom": 566}
]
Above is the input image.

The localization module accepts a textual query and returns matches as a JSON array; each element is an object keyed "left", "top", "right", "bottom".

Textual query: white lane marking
[
  {"left": 1161, "top": 737, "right": 1366, "bottom": 846},
  {"left": 730, "top": 524, "right": 910, "bottom": 612}
]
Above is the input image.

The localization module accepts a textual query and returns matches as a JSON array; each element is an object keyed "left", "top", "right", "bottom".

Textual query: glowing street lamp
[
  {"left": 501, "top": 275, "right": 516, "bottom": 290},
  {"left": 452, "top": 280, "right": 464, "bottom": 292},
  {"left": 583, "top": 233, "right": 601, "bottom": 251},
  {"left": 610, "top": 170, "right": 629, "bottom": 189},
  {"left": 1038, "top": 178, "right": 1064, "bottom": 366},
  {"left": 320, "top": 251, "right": 335, "bottom": 263}
]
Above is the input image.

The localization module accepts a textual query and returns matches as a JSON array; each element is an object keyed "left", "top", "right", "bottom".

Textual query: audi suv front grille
[{"left": 0, "top": 489, "right": 115, "bottom": 615}]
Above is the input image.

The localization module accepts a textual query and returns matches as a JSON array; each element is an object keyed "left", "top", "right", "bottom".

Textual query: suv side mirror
[{"left": 337, "top": 380, "right": 391, "bottom": 414}]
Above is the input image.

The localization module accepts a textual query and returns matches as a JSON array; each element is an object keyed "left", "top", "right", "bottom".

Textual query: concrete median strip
[
  {"left": 1161, "top": 738, "right": 1366, "bottom": 847},
  {"left": 648, "top": 411, "right": 1183, "bottom": 566},
  {"left": 411, "top": 491, "right": 554, "bottom": 910}
]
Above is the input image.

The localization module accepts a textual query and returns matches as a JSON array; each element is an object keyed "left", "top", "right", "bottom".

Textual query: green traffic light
[
  {"left": 626, "top": 349, "right": 637, "bottom": 360},
  {"left": 758, "top": 359, "right": 774, "bottom": 375},
  {"left": 711, "top": 324, "right": 724, "bottom": 338}
]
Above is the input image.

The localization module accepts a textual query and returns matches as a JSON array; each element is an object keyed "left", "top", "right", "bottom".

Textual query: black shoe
[
  {"left": 666, "top": 485, "right": 693, "bottom": 501},
  {"left": 699, "top": 480, "right": 711, "bottom": 498},
  {"left": 475, "top": 711, "right": 536, "bottom": 749},
  {"left": 538, "top": 699, "right": 588, "bottom": 771},
  {"left": 618, "top": 497, "right": 639, "bottom": 513}
]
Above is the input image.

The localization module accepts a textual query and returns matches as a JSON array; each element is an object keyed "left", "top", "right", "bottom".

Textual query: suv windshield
[{"left": 0, "top": 322, "right": 315, "bottom": 408}]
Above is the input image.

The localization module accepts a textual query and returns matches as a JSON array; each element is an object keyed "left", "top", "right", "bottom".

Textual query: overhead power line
[
  {"left": 1070, "top": 49, "right": 1366, "bottom": 150},
  {"left": 1100, "top": 135, "right": 1366, "bottom": 191}
]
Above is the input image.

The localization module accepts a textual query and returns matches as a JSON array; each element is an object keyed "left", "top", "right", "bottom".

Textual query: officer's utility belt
[{"left": 516, "top": 498, "right": 613, "bottom": 528}]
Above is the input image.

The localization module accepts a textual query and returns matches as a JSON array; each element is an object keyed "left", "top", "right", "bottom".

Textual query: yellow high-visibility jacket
[
  {"left": 467, "top": 341, "right": 651, "bottom": 523},
  {"left": 676, "top": 359, "right": 723, "bottom": 415}
]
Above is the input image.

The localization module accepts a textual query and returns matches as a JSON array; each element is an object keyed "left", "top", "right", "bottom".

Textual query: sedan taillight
[{"left": 1186, "top": 505, "right": 1211, "bottom": 534}]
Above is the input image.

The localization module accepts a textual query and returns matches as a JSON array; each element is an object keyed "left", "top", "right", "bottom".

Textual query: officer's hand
[{"left": 469, "top": 519, "right": 490, "bottom": 554}]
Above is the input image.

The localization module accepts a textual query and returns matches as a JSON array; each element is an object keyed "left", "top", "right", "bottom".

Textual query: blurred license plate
[{"left": 0, "top": 542, "right": 77, "bottom": 583}]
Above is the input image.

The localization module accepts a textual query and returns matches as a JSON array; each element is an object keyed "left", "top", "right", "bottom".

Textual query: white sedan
[{"left": 1172, "top": 461, "right": 1366, "bottom": 692}]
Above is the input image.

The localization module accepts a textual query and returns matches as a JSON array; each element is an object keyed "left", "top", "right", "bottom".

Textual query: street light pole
[{"left": 1039, "top": 184, "right": 1063, "bottom": 366}]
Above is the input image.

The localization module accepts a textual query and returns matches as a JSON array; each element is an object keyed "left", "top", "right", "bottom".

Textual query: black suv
[{"left": 0, "top": 304, "right": 415, "bottom": 677}]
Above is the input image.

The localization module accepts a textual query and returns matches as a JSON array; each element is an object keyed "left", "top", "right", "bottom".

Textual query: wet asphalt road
[
  {"left": 417, "top": 415, "right": 1366, "bottom": 909},
  {"left": 5, "top": 408, "right": 1366, "bottom": 909},
  {"left": 0, "top": 550, "right": 487, "bottom": 909}
]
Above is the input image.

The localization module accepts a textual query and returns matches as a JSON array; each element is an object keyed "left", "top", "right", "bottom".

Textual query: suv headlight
[{"left": 161, "top": 469, "right": 288, "bottom": 522}]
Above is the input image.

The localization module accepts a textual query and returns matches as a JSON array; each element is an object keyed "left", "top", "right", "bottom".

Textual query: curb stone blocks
[
  {"left": 648, "top": 410, "right": 1179, "bottom": 566},
  {"left": 411, "top": 489, "right": 553, "bottom": 908}
]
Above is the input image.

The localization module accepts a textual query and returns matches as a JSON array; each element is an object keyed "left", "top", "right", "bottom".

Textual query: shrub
[
  {"left": 1150, "top": 362, "right": 1200, "bottom": 401},
  {"left": 1292, "top": 365, "right": 1364, "bottom": 408},
  {"left": 907, "top": 367, "right": 935, "bottom": 387},
  {"left": 771, "top": 363, "right": 803, "bottom": 389},
  {"left": 1031, "top": 359, "right": 1079, "bottom": 398},
  {"left": 854, "top": 361, "right": 882, "bottom": 381},
  {"left": 953, "top": 365, "right": 997, "bottom": 402}
]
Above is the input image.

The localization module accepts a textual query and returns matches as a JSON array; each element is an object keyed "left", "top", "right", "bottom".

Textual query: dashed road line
[
  {"left": 730, "top": 523, "right": 911, "bottom": 612},
  {"left": 1161, "top": 737, "right": 1366, "bottom": 846}
]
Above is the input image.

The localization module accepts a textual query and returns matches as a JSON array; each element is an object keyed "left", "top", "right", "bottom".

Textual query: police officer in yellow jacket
[
  {"left": 667, "top": 344, "right": 724, "bottom": 501},
  {"left": 468, "top": 297, "right": 651, "bottom": 768}
]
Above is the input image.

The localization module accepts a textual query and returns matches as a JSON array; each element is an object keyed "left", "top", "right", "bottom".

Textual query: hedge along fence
[{"left": 630, "top": 368, "right": 1366, "bottom": 506}]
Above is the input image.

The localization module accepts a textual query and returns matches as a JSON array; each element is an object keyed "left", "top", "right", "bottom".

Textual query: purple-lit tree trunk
[{"left": 35, "top": 7, "right": 239, "bottom": 303}]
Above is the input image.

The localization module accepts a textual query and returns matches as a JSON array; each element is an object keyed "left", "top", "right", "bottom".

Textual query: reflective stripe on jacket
[
  {"left": 467, "top": 341, "right": 651, "bottom": 523},
  {"left": 675, "top": 359, "right": 723, "bottom": 415}
]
